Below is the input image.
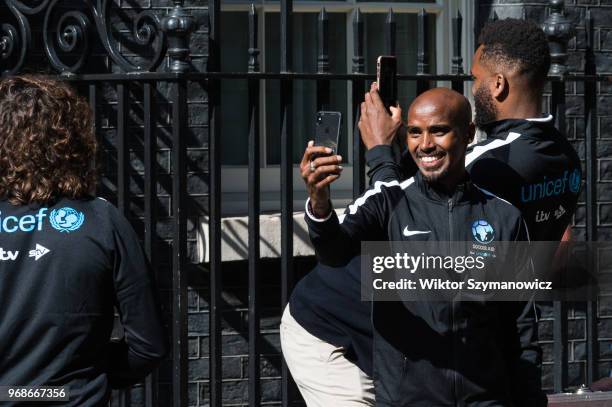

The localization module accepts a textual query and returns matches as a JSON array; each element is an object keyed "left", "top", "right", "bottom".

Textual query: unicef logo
[
  {"left": 472, "top": 220, "right": 495, "bottom": 244},
  {"left": 569, "top": 168, "right": 581, "bottom": 194},
  {"left": 49, "top": 207, "right": 85, "bottom": 233}
]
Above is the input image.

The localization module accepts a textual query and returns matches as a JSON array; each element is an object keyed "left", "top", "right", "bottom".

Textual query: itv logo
[{"left": 0, "top": 248, "right": 19, "bottom": 261}]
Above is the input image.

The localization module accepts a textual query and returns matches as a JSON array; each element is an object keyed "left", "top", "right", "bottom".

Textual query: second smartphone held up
[{"left": 376, "top": 56, "right": 397, "bottom": 114}]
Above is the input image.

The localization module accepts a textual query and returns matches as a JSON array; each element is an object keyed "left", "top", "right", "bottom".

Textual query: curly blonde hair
[{"left": 0, "top": 75, "right": 97, "bottom": 205}]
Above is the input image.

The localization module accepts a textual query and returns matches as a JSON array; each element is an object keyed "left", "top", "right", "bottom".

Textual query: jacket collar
[
  {"left": 479, "top": 115, "right": 554, "bottom": 139},
  {"left": 414, "top": 171, "right": 474, "bottom": 205}
]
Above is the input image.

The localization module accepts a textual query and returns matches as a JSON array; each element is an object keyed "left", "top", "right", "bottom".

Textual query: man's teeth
[{"left": 421, "top": 156, "right": 440, "bottom": 163}]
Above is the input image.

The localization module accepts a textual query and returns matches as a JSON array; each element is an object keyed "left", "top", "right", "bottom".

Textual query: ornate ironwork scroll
[
  {"left": 1, "top": 1, "right": 31, "bottom": 76},
  {"left": 1, "top": 0, "right": 170, "bottom": 76}
]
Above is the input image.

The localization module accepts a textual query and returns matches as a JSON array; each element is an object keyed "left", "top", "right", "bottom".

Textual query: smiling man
[
  {"left": 405, "top": 88, "right": 474, "bottom": 189},
  {"left": 291, "top": 88, "right": 545, "bottom": 407}
]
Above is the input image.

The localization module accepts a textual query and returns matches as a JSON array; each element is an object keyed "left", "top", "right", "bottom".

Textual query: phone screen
[
  {"left": 377, "top": 56, "right": 397, "bottom": 114},
  {"left": 314, "top": 111, "right": 342, "bottom": 154}
]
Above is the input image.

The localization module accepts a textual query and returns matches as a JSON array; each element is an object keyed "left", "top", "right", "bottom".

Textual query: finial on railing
[
  {"left": 161, "top": 2, "right": 197, "bottom": 73},
  {"left": 491, "top": 11, "right": 499, "bottom": 21},
  {"left": 0, "top": 37, "right": 8, "bottom": 55},
  {"left": 352, "top": 8, "right": 364, "bottom": 74},
  {"left": 585, "top": 8, "right": 593, "bottom": 51},
  {"left": 541, "top": 0, "right": 575, "bottom": 76},
  {"left": 417, "top": 8, "right": 429, "bottom": 74},
  {"left": 317, "top": 8, "right": 329, "bottom": 73},
  {"left": 384, "top": 8, "right": 396, "bottom": 56},
  {"left": 248, "top": 4, "right": 260, "bottom": 73},
  {"left": 452, "top": 10, "right": 463, "bottom": 74}
]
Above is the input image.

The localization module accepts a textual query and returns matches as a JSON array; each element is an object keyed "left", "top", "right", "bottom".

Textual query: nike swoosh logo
[{"left": 403, "top": 227, "right": 432, "bottom": 237}]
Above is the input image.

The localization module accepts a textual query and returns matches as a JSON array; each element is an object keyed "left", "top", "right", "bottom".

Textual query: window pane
[
  {"left": 220, "top": 12, "right": 249, "bottom": 165},
  {"left": 265, "top": 12, "right": 348, "bottom": 165}
]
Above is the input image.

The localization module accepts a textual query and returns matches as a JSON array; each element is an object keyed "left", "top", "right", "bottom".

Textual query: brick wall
[{"left": 479, "top": 0, "right": 612, "bottom": 392}]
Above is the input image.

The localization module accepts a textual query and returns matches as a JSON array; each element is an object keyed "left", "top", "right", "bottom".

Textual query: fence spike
[
  {"left": 585, "top": 8, "right": 593, "bottom": 50},
  {"left": 452, "top": 9, "right": 463, "bottom": 74},
  {"left": 417, "top": 8, "right": 429, "bottom": 74},
  {"left": 248, "top": 4, "right": 260, "bottom": 73},
  {"left": 384, "top": 8, "right": 396, "bottom": 56},
  {"left": 318, "top": 8, "right": 329, "bottom": 73},
  {"left": 352, "top": 8, "right": 364, "bottom": 74}
]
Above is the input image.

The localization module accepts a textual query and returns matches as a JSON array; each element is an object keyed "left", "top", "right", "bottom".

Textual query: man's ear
[
  {"left": 467, "top": 122, "right": 476, "bottom": 144},
  {"left": 491, "top": 73, "right": 508, "bottom": 100}
]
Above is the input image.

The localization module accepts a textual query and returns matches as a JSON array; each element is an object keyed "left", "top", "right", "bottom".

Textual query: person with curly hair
[{"left": 0, "top": 75, "right": 168, "bottom": 406}]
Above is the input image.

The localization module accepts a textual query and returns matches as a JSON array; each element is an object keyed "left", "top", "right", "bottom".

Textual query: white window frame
[{"left": 218, "top": 0, "right": 475, "bottom": 215}]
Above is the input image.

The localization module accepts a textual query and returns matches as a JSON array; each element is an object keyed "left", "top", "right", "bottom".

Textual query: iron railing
[{"left": 1, "top": 0, "right": 611, "bottom": 406}]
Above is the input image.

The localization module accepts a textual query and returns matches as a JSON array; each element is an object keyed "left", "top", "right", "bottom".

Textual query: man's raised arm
[
  {"left": 358, "top": 83, "right": 412, "bottom": 183},
  {"left": 301, "top": 141, "right": 387, "bottom": 267}
]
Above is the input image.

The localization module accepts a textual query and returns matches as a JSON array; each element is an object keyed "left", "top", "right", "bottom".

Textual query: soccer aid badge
[
  {"left": 470, "top": 219, "right": 497, "bottom": 259},
  {"left": 471, "top": 220, "right": 495, "bottom": 244},
  {"left": 49, "top": 207, "right": 85, "bottom": 233}
]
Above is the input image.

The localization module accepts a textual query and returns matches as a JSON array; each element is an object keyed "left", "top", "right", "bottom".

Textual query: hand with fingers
[
  {"left": 358, "top": 82, "right": 403, "bottom": 150},
  {"left": 300, "top": 140, "right": 343, "bottom": 219}
]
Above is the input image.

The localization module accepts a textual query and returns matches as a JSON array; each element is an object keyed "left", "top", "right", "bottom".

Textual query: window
[{"left": 217, "top": 1, "right": 474, "bottom": 215}]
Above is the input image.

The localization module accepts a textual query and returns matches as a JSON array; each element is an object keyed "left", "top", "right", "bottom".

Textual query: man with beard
[
  {"left": 358, "top": 18, "right": 580, "bottom": 403},
  {"left": 364, "top": 18, "right": 581, "bottom": 244}
]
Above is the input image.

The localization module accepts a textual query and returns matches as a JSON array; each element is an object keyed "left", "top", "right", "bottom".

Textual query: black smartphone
[
  {"left": 314, "top": 111, "right": 342, "bottom": 156},
  {"left": 377, "top": 55, "right": 397, "bottom": 115}
]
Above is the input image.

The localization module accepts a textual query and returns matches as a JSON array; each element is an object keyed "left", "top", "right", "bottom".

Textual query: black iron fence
[{"left": 1, "top": 0, "right": 611, "bottom": 406}]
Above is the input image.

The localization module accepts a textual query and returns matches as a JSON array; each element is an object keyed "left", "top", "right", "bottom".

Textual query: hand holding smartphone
[
  {"left": 313, "top": 111, "right": 342, "bottom": 158},
  {"left": 302, "top": 111, "right": 343, "bottom": 217}
]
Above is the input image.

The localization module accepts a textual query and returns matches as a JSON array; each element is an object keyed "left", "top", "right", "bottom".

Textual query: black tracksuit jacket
[
  {"left": 296, "top": 116, "right": 579, "bottom": 405},
  {"left": 367, "top": 116, "right": 581, "bottom": 242},
  {"left": 305, "top": 171, "right": 544, "bottom": 407},
  {"left": 0, "top": 198, "right": 167, "bottom": 406}
]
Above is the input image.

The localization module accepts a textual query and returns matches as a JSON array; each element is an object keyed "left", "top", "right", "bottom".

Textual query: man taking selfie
[
  {"left": 281, "top": 18, "right": 580, "bottom": 406},
  {"left": 302, "top": 88, "right": 544, "bottom": 406}
]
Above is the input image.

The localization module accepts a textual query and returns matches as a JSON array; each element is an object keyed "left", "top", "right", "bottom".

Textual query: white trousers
[{"left": 280, "top": 305, "right": 375, "bottom": 407}]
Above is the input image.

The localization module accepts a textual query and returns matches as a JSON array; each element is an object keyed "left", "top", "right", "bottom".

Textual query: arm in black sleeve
[
  {"left": 365, "top": 143, "right": 418, "bottom": 185},
  {"left": 107, "top": 211, "right": 168, "bottom": 388},
  {"left": 304, "top": 184, "right": 391, "bottom": 267},
  {"left": 507, "top": 217, "right": 547, "bottom": 407},
  {"left": 365, "top": 145, "right": 404, "bottom": 184}
]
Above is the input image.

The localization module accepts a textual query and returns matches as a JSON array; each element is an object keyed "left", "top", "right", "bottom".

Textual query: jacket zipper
[{"left": 448, "top": 198, "right": 459, "bottom": 406}]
